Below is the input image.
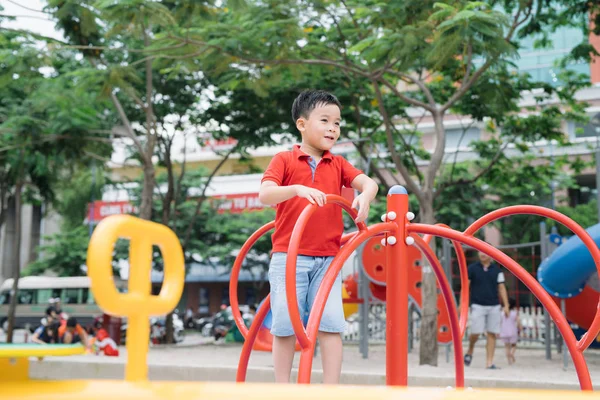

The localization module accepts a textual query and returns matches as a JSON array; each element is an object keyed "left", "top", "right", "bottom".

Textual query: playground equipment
[
  {"left": 538, "top": 223, "right": 600, "bottom": 332},
  {"left": 230, "top": 186, "right": 600, "bottom": 389},
  {"left": 4, "top": 187, "right": 600, "bottom": 399}
]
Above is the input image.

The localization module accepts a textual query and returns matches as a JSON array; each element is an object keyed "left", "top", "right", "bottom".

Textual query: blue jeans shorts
[{"left": 268, "top": 252, "right": 346, "bottom": 337}]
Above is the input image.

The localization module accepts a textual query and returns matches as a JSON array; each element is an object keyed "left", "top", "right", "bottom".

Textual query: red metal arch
[
  {"left": 407, "top": 222, "right": 595, "bottom": 391},
  {"left": 423, "top": 224, "right": 469, "bottom": 339},
  {"left": 462, "top": 205, "right": 600, "bottom": 352}
]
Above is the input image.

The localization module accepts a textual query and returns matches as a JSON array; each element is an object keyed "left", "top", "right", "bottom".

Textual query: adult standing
[{"left": 464, "top": 250, "right": 509, "bottom": 369}]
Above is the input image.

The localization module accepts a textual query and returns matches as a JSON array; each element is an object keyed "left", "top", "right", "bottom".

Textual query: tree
[
  {"left": 44, "top": 0, "right": 184, "bottom": 221},
  {"left": 0, "top": 29, "right": 113, "bottom": 342},
  {"left": 156, "top": 0, "right": 597, "bottom": 364}
]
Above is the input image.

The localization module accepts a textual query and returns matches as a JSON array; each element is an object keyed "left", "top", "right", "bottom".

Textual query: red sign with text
[
  {"left": 87, "top": 188, "right": 355, "bottom": 221},
  {"left": 87, "top": 201, "right": 139, "bottom": 222}
]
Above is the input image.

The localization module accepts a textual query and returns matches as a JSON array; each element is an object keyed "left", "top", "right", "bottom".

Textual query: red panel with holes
[{"left": 361, "top": 236, "right": 453, "bottom": 343}]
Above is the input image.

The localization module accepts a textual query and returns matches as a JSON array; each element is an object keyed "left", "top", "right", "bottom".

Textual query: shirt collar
[{"left": 292, "top": 144, "right": 333, "bottom": 160}]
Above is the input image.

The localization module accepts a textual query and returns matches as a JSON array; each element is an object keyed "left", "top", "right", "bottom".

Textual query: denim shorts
[{"left": 268, "top": 252, "right": 346, "bottom": 337}]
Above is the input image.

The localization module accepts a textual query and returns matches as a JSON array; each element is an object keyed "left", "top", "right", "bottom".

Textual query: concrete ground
[{"left": 20, "top": 332, "right": 600, "bottom": 390}]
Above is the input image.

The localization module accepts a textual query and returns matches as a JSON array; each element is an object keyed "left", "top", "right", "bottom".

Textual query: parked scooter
[
  {"left": 196, "top": 305, "right": 254, "bottom": 341},
  {"left": 120, "top": 313, "right": 184, "bottom": 345}
]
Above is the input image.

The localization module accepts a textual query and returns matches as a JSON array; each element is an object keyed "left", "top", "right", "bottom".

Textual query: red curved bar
[
  {"left": 424, "top": 223, "right": 469, "bottom": 338},
  {"left": 463, "top": 206, "right": 600, "bottom": 351},
  {"left": 341, "top": 231, "right": 358, "bottom": 246},
  {"left": 236, "top": 294, "right": 272, "bottom": 382},
  {"left": 230, "top": 221, "right": 275, "bottom": 339},
  {"left": 407, "top": 224, "right": 593, "bottom": 391},
  {"left": 298, "top": 222, "right": 398, "bottom": 383},
  {"left": 412, "top": 235, "right": 464, "bottom": 388},
  {"left": 286, "top": 195, "right": 368, "bottom": 349}
]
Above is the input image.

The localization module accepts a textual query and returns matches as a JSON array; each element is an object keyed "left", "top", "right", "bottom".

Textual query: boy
[{"left": 259, "top": 89, "right": 378, "bottom": 384}]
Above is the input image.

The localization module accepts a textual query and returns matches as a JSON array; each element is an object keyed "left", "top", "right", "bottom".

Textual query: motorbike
[
  {"left": 120, "top": 313, "right": 184, "bottom": 345},
  {"left": 196, "top": 305, "right": 254, "bottom": 341}
]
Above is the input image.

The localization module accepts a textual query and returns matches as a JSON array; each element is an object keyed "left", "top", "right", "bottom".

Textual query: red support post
[{"left": 385, "top": 185, "right": 410, "bottom": 386}]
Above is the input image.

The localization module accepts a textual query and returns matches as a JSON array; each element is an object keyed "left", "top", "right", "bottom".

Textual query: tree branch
[
  {"left": 424, "top": 110, "right": 446, "bottom": 193},
  {"left": 385, "top": 70, "right": 437, "bottom": 109},
  {"left": 109, "top": 91, "right": 147, "bottom": 162},
  {"left": 354, "top": 142, "right": 395, "bottom": 192},
  {"left": 5, "top": 0, "right": 51, "bottom": 14},
  {"left": 169, "top": 35, "right": 374, "bottom": 79},
  {"left": 434, "top": 141, "right": 510, "bottom": 200},
  {"left": 440, "top": 59, "right": 493, "bottom": 113},
  {"left": 182, "top": 145, "right": 237, "bottom": 250},
  {"left": 376, "top": 75, "right": 435, "bottom": 112},
  {"left": 372, "top": 81, "right": 425, "bottom": 202},
  {"left": 339, "top": 0, "right": 366, "bottom": 40},
  {"left": 440, "top": 2, "right": 534, "bottom": 113},
  {"left": 390, "top": 124, "right": 423, "bottom": 186},
  {"left": 174, "top": 129, "right": 187, "bottom": 206},
  {"left": 446, "top": 120, "right": 476, "bottom": 182}
]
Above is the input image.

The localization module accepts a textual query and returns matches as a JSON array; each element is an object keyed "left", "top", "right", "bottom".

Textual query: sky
[{"left": 1, "top": 0, "right": 63, "bottom": 40}]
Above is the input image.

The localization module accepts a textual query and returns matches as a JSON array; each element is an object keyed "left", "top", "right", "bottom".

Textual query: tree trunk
[
  {"left": 139, "top": 163, "right": 155, "bottom": 220},
  {"left": 418, "top": 200, "right": 438, "bottom": 366},
  {"left": 6, "top": 181, "right": 23, "bottom": 343},
  {"left": 162, "top": 153, "right": 175, "bottom": 344}
]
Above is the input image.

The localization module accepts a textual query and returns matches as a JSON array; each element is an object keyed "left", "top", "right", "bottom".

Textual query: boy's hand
[
  {"left": 295, "top": 185, "right": 327, "bottom": 207},
  {"left": 352, "top": 193, "right": 371, "bottom": 223}
]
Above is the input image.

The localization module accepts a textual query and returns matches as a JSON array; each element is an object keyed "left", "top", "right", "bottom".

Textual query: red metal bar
[
  {"left": 385, "top": 188, "right": 408, "bottom": 386},
  {"left": 286, "top": 195, "right": 368, "bottom": 350},
  {"left": 229, "top": 221, "right": 275, "bottom": 339},
  {"left": 424, "top": 224, "right": 469, "bottom": 338},
  {"left": 297, "top": 223, "right": 397, "bottom": 383},
  {"left": 236, "top": 294, "right": 272, "bottom": 382},
  {"left": 463, "top": 205, "right": 600, "bottom": 351},
  {"left": 407, "top": 223, "right": 593, "bottom": 391},
  {"left": 412, "top": 235, "right": 464, "bottom": 388}
]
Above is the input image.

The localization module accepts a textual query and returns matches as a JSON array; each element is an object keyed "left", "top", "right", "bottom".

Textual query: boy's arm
[
  {"left": 350, "top": 174, "right": 379, "bottom": 223},
  {"left": 259, "top": 181, "right": 327, "bottom": 207}
]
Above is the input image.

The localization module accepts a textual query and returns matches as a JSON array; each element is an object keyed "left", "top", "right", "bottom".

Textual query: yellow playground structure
[{"left": 1, "top": 214, "right": 600, "bottom": 399}]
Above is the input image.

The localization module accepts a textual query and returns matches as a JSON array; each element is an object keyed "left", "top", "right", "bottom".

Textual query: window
[
  {"left": 198, "top": 287, "right": 210, "bottom": 314},
  {"left": 64, "top": 288, "right": 79, "bottom": 304},
  {"left": 51, "top": 289, "right": 62, "bottom": 300},
  {"left": 245, "top": 286, "right": 257, "bottom": 306},
  {"left": 17, "top": 290, "right": 35, "bottom": 305},
  {"left": 574, "top": 121, "right": 600, "bottom": 138},
  {"left": 221, "top": 287, "right": 230, "bottom": 307},
  {"left": 37, "top": 289, "right": 54, "bottom": 305},
  {"left": 82, "top": 288, "right": 95, "bottom": 304},
  {"left": 445, "top": 127, "right": 481, "bottom": 149},
  {"left": 0, "top": 292, "right": 9, "bottom": 305}
]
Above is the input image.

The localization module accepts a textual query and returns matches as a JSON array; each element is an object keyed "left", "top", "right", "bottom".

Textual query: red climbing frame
[{"left": 229, "top": 186, "right": 600, "bottom": 391}]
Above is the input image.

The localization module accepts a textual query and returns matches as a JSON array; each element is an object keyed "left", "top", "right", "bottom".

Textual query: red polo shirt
[{"left": 261, "top": 145, "right": 363, "bottom": 256}]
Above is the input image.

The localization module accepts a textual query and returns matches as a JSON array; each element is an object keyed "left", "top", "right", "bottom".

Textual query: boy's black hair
[
  {"left": 508, "top": 297, "right": 517, "bottom": 309},
  {"left": 291, "top": 89, "right": 342, "bottom": 123}
]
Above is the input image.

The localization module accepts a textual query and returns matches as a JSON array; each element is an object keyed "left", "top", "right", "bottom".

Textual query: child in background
[{"left": 500, "top": 298, "right": 521, "bottom": 365}]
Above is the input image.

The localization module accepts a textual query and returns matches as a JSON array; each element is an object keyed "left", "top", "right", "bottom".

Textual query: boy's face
[{"left": 296, "top": 103, "right": 341, "bottom": 152}]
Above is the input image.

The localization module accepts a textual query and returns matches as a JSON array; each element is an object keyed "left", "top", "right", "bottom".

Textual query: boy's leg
[
  {"left": 268, "top": 253, "right": 311, "bottom": 383},
  {"left": 504, "top": 342, "right": 511, "bottom": 364},
  {"left": 307, "top": 256, "right": 346, "bottom": 384},
  {"left": 318, "top": 332, "right": 343, "bottom": 384},
  {"left": 273, "top": 335, "right": 297, "bottom": 383}
]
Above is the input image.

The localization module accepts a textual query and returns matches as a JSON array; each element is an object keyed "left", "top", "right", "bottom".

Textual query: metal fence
[{"left": 343, "top": 303, "right": 560, "bottom": 348}]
